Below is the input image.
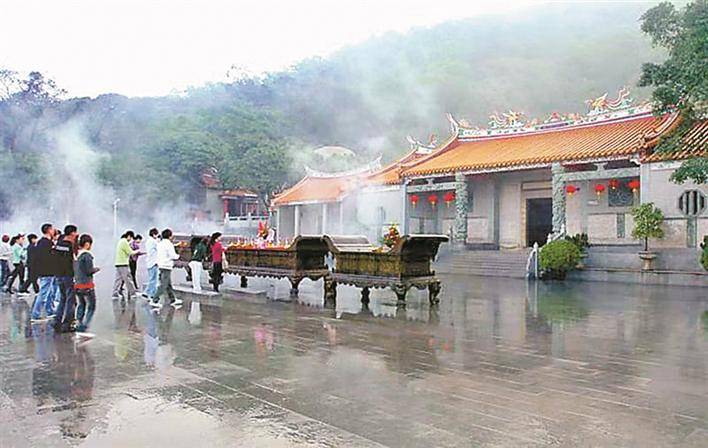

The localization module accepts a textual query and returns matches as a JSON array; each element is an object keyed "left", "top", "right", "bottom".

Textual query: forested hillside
[{"left": 0, "top": 2, "right": 663, "bottom": 218}]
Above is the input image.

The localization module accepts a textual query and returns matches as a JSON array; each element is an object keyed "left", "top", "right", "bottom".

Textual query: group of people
[
  {"left": 1, "top": 223, "right": 229, "bottom": 335},
  {"left": 1, "top": 223, "right": 98, "bottom": 334},
  {"left": 187, "top": 232, "right": 226, "bottom": 293},
  {"left": 111, "top": 229, "right": 225, "bottom": 309},
  {"left": 111, "top": 227, "right": 181, "bottom": 309}
]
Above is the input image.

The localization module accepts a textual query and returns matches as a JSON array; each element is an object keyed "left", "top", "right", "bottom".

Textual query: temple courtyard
[{"left": 1, "top": 274, "right": 707, "bottom": 447}]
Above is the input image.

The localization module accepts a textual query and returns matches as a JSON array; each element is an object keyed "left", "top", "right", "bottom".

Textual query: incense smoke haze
[{"left": 0, "top": 120, "right": 218, "bottom": 266}]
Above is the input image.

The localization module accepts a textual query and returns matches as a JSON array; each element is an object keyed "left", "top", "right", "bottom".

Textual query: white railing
[{"left": 227, "top": 214, "right": 268, "bottom": 222}]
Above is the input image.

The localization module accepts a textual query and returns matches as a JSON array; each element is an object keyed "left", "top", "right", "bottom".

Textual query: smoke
[
  {"left": 49, "top": 121, "right": 115, "bottom": 233},
  {"left": 0, "top": 119, "right": 217, "bottom": 269}
]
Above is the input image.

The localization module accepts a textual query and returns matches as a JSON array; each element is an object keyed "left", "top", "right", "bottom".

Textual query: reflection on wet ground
[{"left": 1, "top": 274, "right": 707, "bottom": 447}]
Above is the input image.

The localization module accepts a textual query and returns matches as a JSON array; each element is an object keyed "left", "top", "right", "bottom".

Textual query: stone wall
[
  {"left": 642, "top": 161, "right": 708, "bottom": 248},
  {"left": 465, "top": 169, "right": 551, "bottom": 248},
  {"left": 566, "top": 178, "right": 638, "bottom": 245}
]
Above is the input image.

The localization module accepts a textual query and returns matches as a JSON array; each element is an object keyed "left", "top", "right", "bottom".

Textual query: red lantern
[
  {"left": 443, "top": 191, "right": 456, "bottom": 206},
  {"left": 565, "top": 185, "right": 579, "bottom": 196},
  {"left": 594, "top": 184, "right": 606, "bottom": 196},
  {"left": 608, "top": 179, "right": 620, "bottom": 190},
  {"left": 428, "top": 194, "right": 438, "bottom": 208},
  {"left": 627, "top": 179, "right": 640, "bottom": 192},
  {"left": 410, "top": 194, "right": 419, "bottom": 207}
]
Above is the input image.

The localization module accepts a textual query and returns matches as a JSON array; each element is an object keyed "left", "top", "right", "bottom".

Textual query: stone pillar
[
  {"left": 492, "top": 178, "right": 500, "bottom": 246},
  {"left": 401, "top": 182, "right": 409, "bottom": 235},
  {"left": 222, "top": 198, "right": 229, "bottom": 221},
  {"left": 275, "top": 208, "right": 281, "bottom": 239},
  {"left": 551, "top": 162, "right": 566, "bottom": 234},
  {"left": 294, "top": 204, "right": 301, "bottom": 236},
  {"left": 321, "top": 203, "right": 328, "bottom": 234},
  {"left": 453, "top": 172, "right": 468, "bottom": 245}
]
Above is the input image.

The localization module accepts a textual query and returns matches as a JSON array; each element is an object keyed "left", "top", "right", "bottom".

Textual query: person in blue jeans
[
  {"left": 143, "top": 227, "right": 160, "bottom": 299},
  {"left": 31, "top": 223, "right": 57, "bottom": 320},
  {"left": 52, "top": 224, "right": 79, "bottom": 333},
  {"left": 75, "top": 234, "right": 100, "bottom": 333}
]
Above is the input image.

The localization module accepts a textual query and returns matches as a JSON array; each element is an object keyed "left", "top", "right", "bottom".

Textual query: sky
[{"left": 1, "top": 0, "right": 539, "bottom": 98}]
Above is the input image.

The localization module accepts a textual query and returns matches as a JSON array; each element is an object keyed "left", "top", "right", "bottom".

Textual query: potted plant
[
  {"left": 539, "top": 239, "right": 582, "bottom": 280},
  {"left": 564, "top": 233, "right": 589, "bottom": 268},
  {"left": 630, "top": 203, "right": 665, "bottom": 271}
]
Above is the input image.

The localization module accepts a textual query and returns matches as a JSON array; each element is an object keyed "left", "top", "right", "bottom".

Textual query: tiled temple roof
[
  {"left": 642, "top": 119, "right": 708, "bottom": 162},
  {"left": 403, "top": 112, "right": 676, "bottom": 177},
  {"left": 366, "top": 140, "right": 441, "bottom": 185},
  {"left": 271, "top": 173, "right": 363, "bottom": 206}
]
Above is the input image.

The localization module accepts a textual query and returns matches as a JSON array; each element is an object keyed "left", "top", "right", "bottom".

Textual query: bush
[
  {"left": 539, "top": 239, "right": 582, "bottom": 279},
  {"left": 700, "top": 236, "right": 708, "bottom": 272},
  {"left": 564, "top": 233, "right": 589, "bottom": 252}
]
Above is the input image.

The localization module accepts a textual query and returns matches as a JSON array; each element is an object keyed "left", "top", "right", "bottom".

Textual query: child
[{"left": 75, "top": 234, "right": 100, "bottom": 334}]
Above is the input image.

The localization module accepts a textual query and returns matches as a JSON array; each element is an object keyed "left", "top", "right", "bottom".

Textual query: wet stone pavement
[{"left": 1, "top": 273, "right": 707, "bottom": 447}]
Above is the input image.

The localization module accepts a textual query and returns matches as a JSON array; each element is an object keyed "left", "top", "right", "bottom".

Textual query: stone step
[
  {"left": 440, "top": 268, "right": 527, "bottom": 278},
  {"left": 434, "top": 249, "right": 531, "bottom": 278},
  {"left": 439, "top": 253, "right": 530, "bottom": 261}
]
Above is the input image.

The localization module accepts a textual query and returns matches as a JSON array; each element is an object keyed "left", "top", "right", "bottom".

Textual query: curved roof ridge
[
  {"left": 304, "top": 156, "right": 381, "bottom": 178},
  {"left": 402, "top": 112, "right": 676, "bottom": 177}
]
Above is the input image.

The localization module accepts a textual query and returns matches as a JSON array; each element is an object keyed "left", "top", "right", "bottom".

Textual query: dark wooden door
[{"left": 526, "top": 198, "right": 552, "bottom": 247}]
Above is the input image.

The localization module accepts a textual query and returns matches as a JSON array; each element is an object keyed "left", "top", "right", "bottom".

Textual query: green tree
[
  {"left": 0, "top": 70, "right": 66, "bottom": 153},
  {"left": 639, "top": 1, "right": 708, "bottom": 184},
  {"left": 631, "top": 203, "right": 665, "bottom": 251}
]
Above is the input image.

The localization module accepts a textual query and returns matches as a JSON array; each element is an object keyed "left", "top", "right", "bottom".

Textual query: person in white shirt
[
  {"left": 150, "top": 228, "right": 180, "bottom": 309},
  {"left": 142, "top": 228, "right": 160, "bottom": 299},
  {"left": 0, "top": 234, "right": 12, "bottom": 287}
]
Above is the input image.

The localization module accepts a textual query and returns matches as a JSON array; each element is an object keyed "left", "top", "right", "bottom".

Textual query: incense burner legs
[
  {"left": 393, "top": 284, "right": 408, "bottom": 307},
  {"left": 289, "top": 276, "right": 302, "bottom": 296},
  {"left": 360, "top": 287, "right": 370, "bottom": 304},
  {"left": 324, "top": 275, "right": 337, "bottom": 306},
  {"left": 428, "top": 281, "right": 441, "bottom": 305}
]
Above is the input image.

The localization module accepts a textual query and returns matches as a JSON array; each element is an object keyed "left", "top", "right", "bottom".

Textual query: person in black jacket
[
  {"left": 31, "top": 223, "right": 57, "bottom": 321},
  {"left": 19, "top": 234, "right": 40, "bottom": 294},
  {"left": 53, "top": 224, "right": 79, "bottom": 333}
]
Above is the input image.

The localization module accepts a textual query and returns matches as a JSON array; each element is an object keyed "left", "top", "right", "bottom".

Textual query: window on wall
[
  {"left": 467, "top": 187, "right": 474, "bottom": 214},
  {"left": 678, "top": 190, "right": 706, "bottom": 216},
  {"left": 608, "top": 178, "right": 635, "bottom": 207}
]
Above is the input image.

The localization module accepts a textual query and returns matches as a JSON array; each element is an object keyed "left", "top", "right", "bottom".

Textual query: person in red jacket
[{"left": 210, "top": 232, "right": 225, "bottom": 292}]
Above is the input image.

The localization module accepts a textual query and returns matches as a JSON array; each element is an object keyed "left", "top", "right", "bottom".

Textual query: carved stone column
[
  {"left": 453, "top": 172, "right": 468, "bottom": 244},
  {"left": 551, "top": 162, "right": 566, "bottom": 233}
]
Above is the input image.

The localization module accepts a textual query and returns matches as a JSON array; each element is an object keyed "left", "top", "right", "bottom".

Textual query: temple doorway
[{"left": 526, "top": 198, "right": 552, "bottom": 247}]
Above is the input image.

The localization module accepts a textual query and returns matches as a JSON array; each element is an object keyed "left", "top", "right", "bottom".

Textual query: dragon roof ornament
[
  {"left": 304, "top": 156, "right": 382, "bottom": 178},
  {"left": 406, "top": 135, "right": 437, "bottom": 155},
  {"left": 585, "top": 87, "right": 632, "bottom": 116},
  {"left": 449, "top": 87, "right": 652, "bottom": 140}
]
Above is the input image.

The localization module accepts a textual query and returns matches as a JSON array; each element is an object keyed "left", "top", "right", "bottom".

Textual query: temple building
[
  {"left": 272, "top": 141, "right": 435, "bottom": 243},
  {"left": 272, "top": 89, "right": 707, "bottom": 256}
]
